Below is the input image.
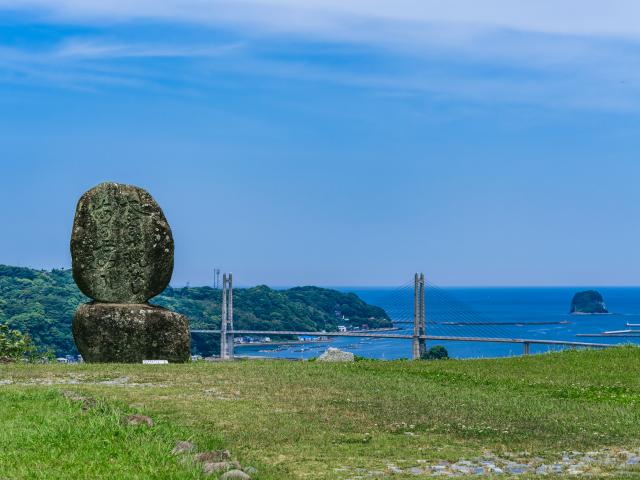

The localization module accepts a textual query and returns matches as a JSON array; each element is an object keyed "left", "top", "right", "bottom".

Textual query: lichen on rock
[
  {"left": 73, "top": 303, "right": 190, "bottom": 363},
  {"left": 70, "top": 182, "right": 174, "bottom": 304},
  {"left": 70, "top": 182, "right": 190, "bottom": 363}
]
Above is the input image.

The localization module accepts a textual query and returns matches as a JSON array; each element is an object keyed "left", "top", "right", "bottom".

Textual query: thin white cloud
[
  {"left": 1, "top": 0, "right": 640, "bottom": 111},
  {"left": 54, "top": 40, "right": 244, "bottom": 59},
  {"left": 0, "top": 40, "right": 245, "bottom": 93},
  {"left": 3, "top": 0, "right": 640, "bottom": 75},
  {"left": 2, "top": 0, "right": 640, "bottom": 39}
]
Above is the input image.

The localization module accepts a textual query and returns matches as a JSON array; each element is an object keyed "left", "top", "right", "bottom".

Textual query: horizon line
[
  {"left": 170, "top": 284, "right": 640, "bottom": 289},
  {"left": 3, "top": 264, "right": 638, "bottom": 289}
]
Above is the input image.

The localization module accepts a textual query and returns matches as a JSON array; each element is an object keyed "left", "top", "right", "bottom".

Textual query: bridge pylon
[
  {"left": 412, "top": 273, "right": 426, "bottom": 360},
  {"left": 220, "top": 272, "right": 234, "bottom": 360}
]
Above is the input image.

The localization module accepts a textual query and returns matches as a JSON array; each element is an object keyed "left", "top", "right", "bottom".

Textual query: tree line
[{"left": 0, "top": 265, "right": 391, "bottom": 356}]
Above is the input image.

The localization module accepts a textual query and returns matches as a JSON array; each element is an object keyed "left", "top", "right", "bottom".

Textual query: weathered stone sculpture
[
  {"left": 71, "top": 182, "right": 190, "bottom": 363},
  {"left": 73, "top": 304, "right": 190, "bottom": 363},
  {"left": 71, "top": 183, "right": 174, "bottom": 304}
]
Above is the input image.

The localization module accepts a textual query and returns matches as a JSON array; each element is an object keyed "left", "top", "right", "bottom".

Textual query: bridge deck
[{"left": 191, "top": 330, "right": 611, "bottom": 348}]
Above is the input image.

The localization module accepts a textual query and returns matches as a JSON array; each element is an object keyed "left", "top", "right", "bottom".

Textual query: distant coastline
[
  {"left": 235, "top": 339, "right": 332, "bottom": 348},
  {"left": 571, "top": 312, "right": 613, "bottom": 316},
  {"left": 235, "top": 327, "right": 400, "bottom": 347}
]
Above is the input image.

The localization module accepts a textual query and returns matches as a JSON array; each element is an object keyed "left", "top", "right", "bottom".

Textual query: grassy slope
[
  {"left": 0, "top": 389, "right": 214, "bottom": 479},
  {"left": 2, "top": 347, "right": 640, "bottom": 479}
]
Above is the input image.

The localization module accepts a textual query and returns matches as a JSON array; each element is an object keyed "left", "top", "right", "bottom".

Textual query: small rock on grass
[
  {"left": 202, "top": 462, "right": 233, "bottom": 474},
  {"left": 243, "top": 467, "right": 258, "bottom": 475},
  {"left": 317, "top": 347, "right": 355, "bottom": 362},
  {"left": 195, "top": 450, "right": 231, "bottom": 463},
  {"left": 220, "top": 470, "right": 251, "bottom": 480},
  {"left": 61, "top": 390, "right": 96, "bottom": 410},
  {"left": 172, "top": 441, "right": 196, "bottom": 455},
  {"left": 122, "top": 414, "right": 154, "bottom": 427}
]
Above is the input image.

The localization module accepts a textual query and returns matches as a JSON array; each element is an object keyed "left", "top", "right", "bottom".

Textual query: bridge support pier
[
  {"left": 412, "top": 274, "right": 419, "bottom": 359},
  {"left": 220, "top": 273, "right": 235, "bottom": 360},
  {"left": 412, "top": 273, "right": 426, "bottom": 360},
  {"left": 419, "top": 273, "right": 426, "bottom": 357},
  {"left": 221, "top": 273, "right": 227, "bottom": 358}
]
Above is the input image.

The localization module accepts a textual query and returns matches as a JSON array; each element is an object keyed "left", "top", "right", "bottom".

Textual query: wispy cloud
[
  {"left": 0, "top": 37, "right": 245, "bottom": 92},
  {"left": 1, "top": 1, "right": 640, "bottom": 110},
  {"left": 3, "top": 0, "right": 640, "bottom": 39},
  {"left": 54, "top": 40, "right": 244, "bottom": 59}
]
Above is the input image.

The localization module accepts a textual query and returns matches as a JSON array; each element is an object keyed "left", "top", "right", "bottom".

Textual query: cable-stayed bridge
[{"left": 193, "top": 273, "right": 615, "bottom": 360}]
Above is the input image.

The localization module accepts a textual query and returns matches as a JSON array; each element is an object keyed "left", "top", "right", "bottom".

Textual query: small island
[{"left": 570, "top": 290, "right": 609, "bottom": 314}]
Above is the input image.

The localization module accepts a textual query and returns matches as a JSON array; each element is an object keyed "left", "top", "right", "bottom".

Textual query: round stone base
[{"left": 73, "top": 303, "right": 191, "bottom": 363}]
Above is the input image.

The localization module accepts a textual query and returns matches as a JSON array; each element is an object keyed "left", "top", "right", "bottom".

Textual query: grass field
[{"left": 2, "top": 347, "right": 640, "bottom": 478}]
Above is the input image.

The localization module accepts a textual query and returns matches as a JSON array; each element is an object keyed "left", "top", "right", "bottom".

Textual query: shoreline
[
  {"left": 235, "top": 339, "right": 333, "bottom": 348},
  {"left": 571, "top": 312, "right": 612, "bottom": 315},
  {"left": 234, "top": 326, "right": 399, "bottom": 348}
]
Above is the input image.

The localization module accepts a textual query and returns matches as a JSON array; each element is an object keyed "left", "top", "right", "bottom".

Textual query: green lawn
[{"left": 2, "top": 347, "right": 640, "bottom": 478}]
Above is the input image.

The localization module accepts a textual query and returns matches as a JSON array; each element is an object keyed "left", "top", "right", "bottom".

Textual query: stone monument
[{"left": 70, "top": 182, "right": 190, "bottom": 363}]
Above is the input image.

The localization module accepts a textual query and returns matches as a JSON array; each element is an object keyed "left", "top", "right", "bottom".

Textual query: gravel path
[{"left": 340, "top": 448, "right": 640, "bottom": 477}]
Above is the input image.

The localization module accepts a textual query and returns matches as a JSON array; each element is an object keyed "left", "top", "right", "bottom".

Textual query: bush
[
  {"left": 421, "top": 345, "right": 449, "bottom": 360},
  {"left": 0, "top": 323, "right": 36, "bottom": 361}
]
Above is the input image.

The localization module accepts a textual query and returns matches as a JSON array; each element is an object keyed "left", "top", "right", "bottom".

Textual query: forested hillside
[{"left": 0, "top": 265, "right": 391, "bottom": 356}]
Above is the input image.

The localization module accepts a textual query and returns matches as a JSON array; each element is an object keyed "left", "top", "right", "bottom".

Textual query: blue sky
[{"left": 1, "top": 1, "right": 639, "bottom": 287}]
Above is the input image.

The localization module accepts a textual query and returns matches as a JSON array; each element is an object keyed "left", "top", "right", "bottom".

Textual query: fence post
[
  {"left": 523, "top": 342, "right": 530, "bottom": 355},
  {"left": 412, "top": 273, "right": 420, "bottom": 360}
]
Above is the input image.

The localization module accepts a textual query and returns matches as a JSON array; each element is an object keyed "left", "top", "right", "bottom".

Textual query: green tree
[
  {"left": 0, "top": 323, "right": 36, "bottom": 360},
  {"left": 0, "top": 265, "right": 392, "bottom": 356},
  {"left": 421, "top": 345, "right": 449, "bottom": 360}
]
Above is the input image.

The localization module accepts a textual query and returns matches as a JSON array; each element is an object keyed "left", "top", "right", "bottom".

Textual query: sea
[{"left": 238, "top": 287, "right": 640, "bottom": 360}]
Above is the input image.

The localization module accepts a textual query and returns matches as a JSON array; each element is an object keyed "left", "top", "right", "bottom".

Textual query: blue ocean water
[{"left": 238, "top": 287, "right": 640, "bottom": 360}]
